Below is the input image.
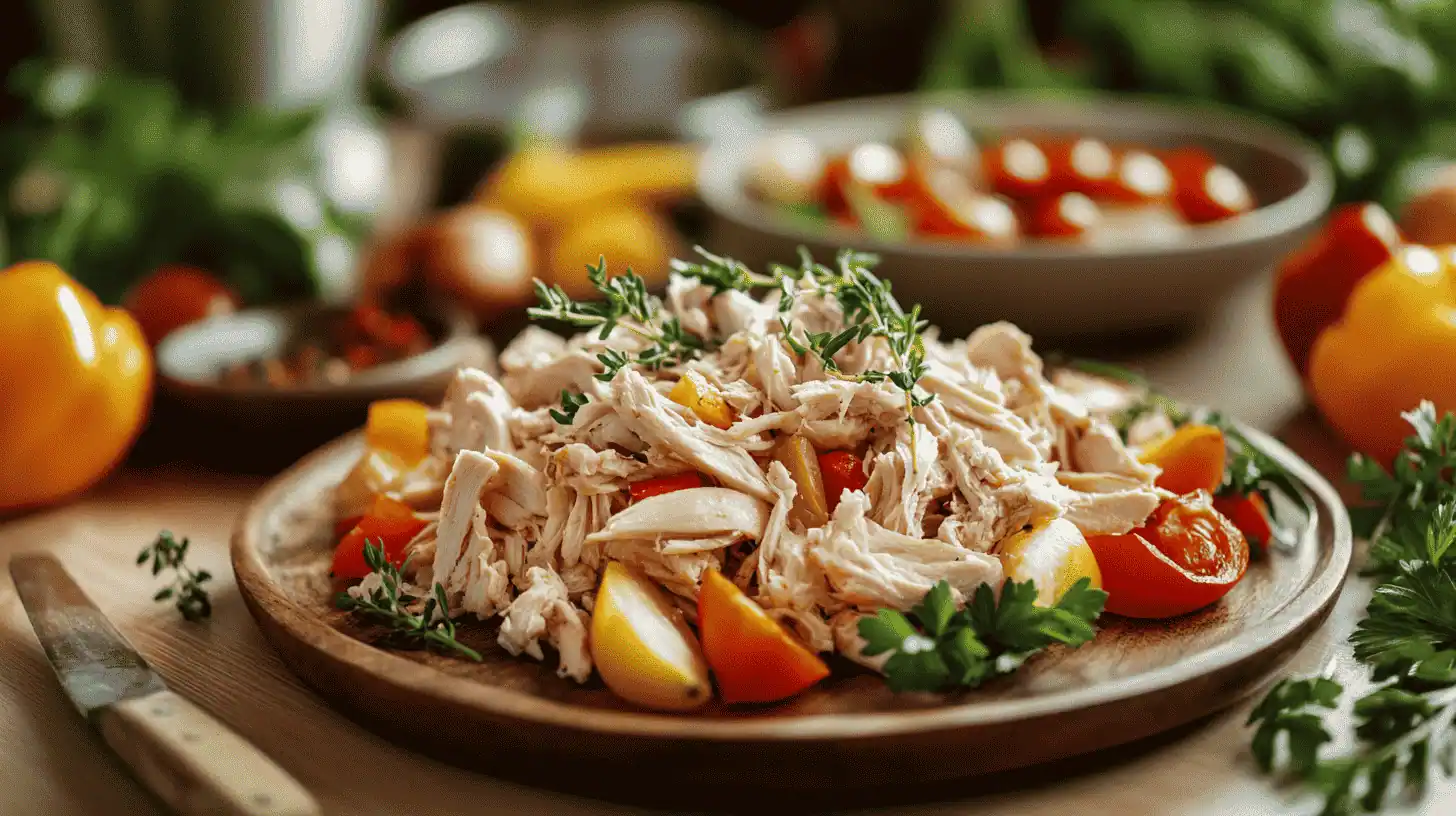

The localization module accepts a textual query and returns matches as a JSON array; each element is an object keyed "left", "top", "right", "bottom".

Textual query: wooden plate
[{"left": 233, "top": 426, "right": 1351, "bottom": 808}]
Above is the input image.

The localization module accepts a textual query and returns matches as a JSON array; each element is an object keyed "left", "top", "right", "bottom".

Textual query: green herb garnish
[
  {"left": 859, "top": 577, "right": 1106, "bottom": 692},
  {"left": 335, "top": 540, "right": 481, "bottom": 662},
  {"left": 1247, "top": 402, "right": 1456, "bottom": 815},
  {"left": 550, "top": 389, "right": 590, "bottom": 426},
  {"left": 528, "top": 257, "right": 703, "bottom": 378},
  {"left": 136, "top": 531, "right": 212, "bottom": 622}
]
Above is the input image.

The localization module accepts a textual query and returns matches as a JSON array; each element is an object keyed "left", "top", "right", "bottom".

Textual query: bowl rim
[
  {"left": 155, "top": 301, "right": 480, "bottom": 401},
  {"left": 696, "top": 89, "right": 1336, "bottom": 262}
]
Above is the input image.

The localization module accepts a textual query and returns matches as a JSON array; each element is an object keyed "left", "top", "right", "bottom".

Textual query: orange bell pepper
[
  {"left": 1086, "top": 491, "right": 1249, "bottom": 619},
  {"left": 1306, "top": 244, "right": 1456, "bottom": 463},
  {"left": 365, "top": 399, "right": 431, "bottom": 466},
  {"left": 331, "top": 494, "right": 428, "bottom": 580},
  {"left": 697, "top": 569, "right": 829, "bottom": 704},
  {"left": 0, "top": 262, "right": 152, "bottom": 512},
  {"left": 1138, "top": 424, "right": 1226, "bottom": 495}
]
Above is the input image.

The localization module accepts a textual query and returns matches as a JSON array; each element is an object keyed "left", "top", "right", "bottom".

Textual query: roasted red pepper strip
[{"left": 629, "top": 472, "right": 708, "bottom": 502}]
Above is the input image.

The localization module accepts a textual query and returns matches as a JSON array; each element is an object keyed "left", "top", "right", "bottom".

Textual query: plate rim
[{"left": 232, "top": 422, "right": 1352, "bottom": 742}]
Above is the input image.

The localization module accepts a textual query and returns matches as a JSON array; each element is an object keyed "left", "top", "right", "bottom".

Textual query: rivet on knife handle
[{"left": 96, "top": 689, "right": 321, "bottom": 816}]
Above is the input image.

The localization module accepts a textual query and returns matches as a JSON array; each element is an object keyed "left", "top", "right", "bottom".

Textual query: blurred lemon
[{"left": 997, "top": 518, "right": 1102, "bottom": 606}]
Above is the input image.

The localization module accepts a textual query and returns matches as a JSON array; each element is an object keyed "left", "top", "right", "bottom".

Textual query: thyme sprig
[
  {"left": 136, "top": 531, "right": 212, "bottom": 622},
  {"left": 335, "top": 540, "right": 481, "bottom": 661},
  {"left": 528, "top": 257, "right": 703, "bottom": 383}
]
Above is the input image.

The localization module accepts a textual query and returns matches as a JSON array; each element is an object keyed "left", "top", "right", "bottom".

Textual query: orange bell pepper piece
[
  {"left": 1307, "top": 244, "right": 1456, "bottom": 463},
  {"left": 0, "top": 262, "right": 152, "bottom": 512},
  {"left": 1138, "top": 424, "right": 1227, "bottom": 495},
  {"left": 331, "top": 494, "right": 428, "bottom": 580},
  {"left": 365, "top": 399, "right": 431, "bottom": 466},
  {"left": 697, "top": 569, "right": 829, "bottom": 704}
]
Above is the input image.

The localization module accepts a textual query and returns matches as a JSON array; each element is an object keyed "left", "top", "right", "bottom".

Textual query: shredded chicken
[{"left": 333, "top": 266, "right": 1164, "bottom": 683}]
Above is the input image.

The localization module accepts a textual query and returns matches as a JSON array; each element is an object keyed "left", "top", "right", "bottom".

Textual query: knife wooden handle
[{"left": 96, "top": 690, "right": 320, "bottom": 816}]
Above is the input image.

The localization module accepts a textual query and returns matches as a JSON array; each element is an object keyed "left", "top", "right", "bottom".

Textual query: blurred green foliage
[
  {"left": 0, "top": 63, "right": 366, "bottom": 304},
  {"left": 923, "top": 0, "right": 1456, "bottom": 210}
]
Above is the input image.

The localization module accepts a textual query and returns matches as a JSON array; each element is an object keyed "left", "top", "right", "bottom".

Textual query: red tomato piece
[
  {"left": 1102, "top": 150, "right": 1173, "bottom": 203},
  {"left": 983, "top": 138, "right": 1051, "bottom": 199},
  {"left": 331, "top": 502, "right": 429, "bottom": 580},
  {"left": 1213, "top": 493, "right": 1275, "bottom": 555},
  {"left": 821, "top": 143, "right": 916, "bottom": 217},
  {"left": 911, "top": 167, "right": 1019, "bottom": 243},
  {"left": 333, "top": 515, "right": 363, "bottom": 538},
  {"left": 817, "top": 451, "right": 868, "bottom": 512},
  {"left": 1044, "top": 138, "right": 1117, "bottom": 196},
  {"left": 1020, "top": 192, "right": 1101, "bottom": 239},
  {"left": 1086, "top": 491, "right": 1250, "bottom": 619},
  {"left": 629, "top": 472, "right": 708, "bottom": 502},
  {"left": 1166, "top": 149, "right": 1253, "bottom": 224},
  {"left": 698, "top": 569, "right": 829, "bottom": 704}
]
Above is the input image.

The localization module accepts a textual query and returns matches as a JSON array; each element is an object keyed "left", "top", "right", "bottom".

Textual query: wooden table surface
[{"left": 0, "top": 277, "right": 1446, "bottom": 816}]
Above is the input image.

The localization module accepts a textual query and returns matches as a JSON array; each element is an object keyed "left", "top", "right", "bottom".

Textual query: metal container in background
[{"left": 34, "top": 0, "right": 393, "bottom": 301}]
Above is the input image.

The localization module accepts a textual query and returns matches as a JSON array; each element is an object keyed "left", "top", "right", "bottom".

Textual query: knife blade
[{"left": 10, "top": 553, "right": 320, "bottom": 816}]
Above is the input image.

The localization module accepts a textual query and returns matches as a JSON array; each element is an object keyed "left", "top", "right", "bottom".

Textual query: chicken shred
[{"left": 334, "top": 266, "right": 1164, "bottom": 683}]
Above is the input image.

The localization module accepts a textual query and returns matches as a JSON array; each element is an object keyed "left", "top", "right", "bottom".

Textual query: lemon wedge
[
  {"left": 997, "top": 518, "right": 1103, "bottom": 606},
  {"left": 590, "top": 561, "right": 712, "bottom": 711}
]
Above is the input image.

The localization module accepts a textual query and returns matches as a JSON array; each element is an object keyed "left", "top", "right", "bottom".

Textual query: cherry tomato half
[
  {"left": 1086, "top": 491, "right": 1250, "bottom": 619},
  {"left": 1020, "top": 192, "right": 1101, "bottom": 239},
  {"left": 817, "top": 450, "right": 868, "bottom": 512},
  {"left": 982, "top": 138, "right": 1051, "bottom": 200},
  {"left": 911, "top": 166, "right": 1019, "bottom": 243}
]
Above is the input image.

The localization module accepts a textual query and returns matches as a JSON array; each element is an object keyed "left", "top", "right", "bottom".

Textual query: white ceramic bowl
[{"left": 697, "top": 91, "right": 1334, "bottom": 338}]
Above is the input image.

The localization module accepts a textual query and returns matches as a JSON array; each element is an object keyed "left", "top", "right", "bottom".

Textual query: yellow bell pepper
[
  {"left": 1308, "top": 245, "right": 1456, "bottom": 463},
  {"left": 0, "top": 262, "right": 152, "bottom": 511}
]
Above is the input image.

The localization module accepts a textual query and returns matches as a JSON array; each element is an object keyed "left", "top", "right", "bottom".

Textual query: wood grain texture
[
  {"left": 230, "top": 418, "right": 1349, "bottom": 808},
  {"left": 98, "top": 689, "right": 321, "bottom": 816},
  {"left": 1, "top": 276, "right": 1453, "bottom": 815}
]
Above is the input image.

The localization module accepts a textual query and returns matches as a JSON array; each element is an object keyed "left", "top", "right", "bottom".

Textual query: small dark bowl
[
  {"left": 148, "top": 304, "right": 489, "bottom": 472},
  {"left": 698, "top": 91, "right": 1335, "bottom": 339}
]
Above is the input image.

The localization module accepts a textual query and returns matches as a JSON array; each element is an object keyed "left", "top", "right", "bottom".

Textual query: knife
[{"left": 10, "top": 553, "right": 320, "bottom": 816}]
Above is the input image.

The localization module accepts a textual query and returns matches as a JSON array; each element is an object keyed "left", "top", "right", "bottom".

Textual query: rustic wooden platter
[{"left": 233, "top": 426, "right": 1351, "bottom": 809}]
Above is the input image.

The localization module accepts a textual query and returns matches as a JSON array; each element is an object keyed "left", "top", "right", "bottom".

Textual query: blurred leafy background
[{"left": 924, "top": 0, "right": 1456, "bottom": 211}]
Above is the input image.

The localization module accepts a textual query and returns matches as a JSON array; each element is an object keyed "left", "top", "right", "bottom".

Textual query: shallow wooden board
[{"left": 232, "top": 427, "right": 1351, "bottom": 808}]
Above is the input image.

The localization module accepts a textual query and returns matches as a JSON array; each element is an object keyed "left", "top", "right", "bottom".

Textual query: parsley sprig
[
  {"left": 859, "top": 577, "right": 1106, "bottom": 692},
  {"left": 136, "top": 531, "right": 212, "bottom": 622},
  {"left": 1248, "top": 402, "right": 1456, "bottom": 815},
  {"left": 335, "top": 540, "right": 482, "bottom": 661}
]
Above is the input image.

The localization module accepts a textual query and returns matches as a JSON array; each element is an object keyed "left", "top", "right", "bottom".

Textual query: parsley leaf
[
  {"left": 1247, "top": 402, "right": 1456, "bottom": 815},
  {"left": 860, "top": 577, "right": 1105, "bottom": 693}
]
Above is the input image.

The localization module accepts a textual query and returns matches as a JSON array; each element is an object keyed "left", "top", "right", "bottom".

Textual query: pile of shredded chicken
[{"left": 335, "top": 273, "right": 1173, "bottom": 683}]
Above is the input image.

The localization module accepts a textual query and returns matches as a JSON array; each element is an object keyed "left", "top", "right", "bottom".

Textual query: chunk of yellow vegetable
[
  {"left": 668, "top": 371, "right": 735, "bottom": 429},
  {"left": 365, "top": 399, "right": 431, "bottom": 466},
  {"left": 773, "top": 434, "right": 829, "bottom": 529}
]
